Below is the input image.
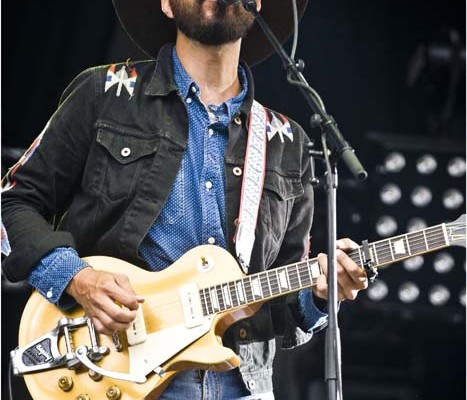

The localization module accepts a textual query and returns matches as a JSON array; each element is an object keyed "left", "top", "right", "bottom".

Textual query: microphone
[{"left": 218, "top": 0, "right": 241, "bottom": 5}]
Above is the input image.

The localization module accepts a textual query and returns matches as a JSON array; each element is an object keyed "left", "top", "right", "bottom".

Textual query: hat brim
[{"left": 113, "top": 0, "right": 308, "bottom": 66}]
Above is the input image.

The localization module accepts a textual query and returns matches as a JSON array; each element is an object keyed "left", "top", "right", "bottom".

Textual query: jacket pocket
[
  {"left": 260, "top": 170, "right": 303, "bottom": 243},
  {"left": 82, "top": 123, "right": 160, "bottom": 202}
]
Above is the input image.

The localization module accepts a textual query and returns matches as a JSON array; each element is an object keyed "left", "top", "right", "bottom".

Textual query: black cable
[{"left": 8, "top": 358, "right": 15, "bottom": 400}]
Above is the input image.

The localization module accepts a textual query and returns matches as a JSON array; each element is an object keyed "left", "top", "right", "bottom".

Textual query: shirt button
[
  {"left": 247, "top": 379, "right": 256, "bottom": 390},
  {"left": 186, "top": 97, "right": 193, "bottom": 104},
  {"left": 208, "top": 128, "right": 214, "bottom": 136},
  {"left": 233, "top": 167, "right": 242, "bottom": 176},
  {"left": 239, "top": 328, "right": 247, "bottom": 339},
  {"left": 233, "top": 116, "right": 242, "bottom": 125},
  {"left": 207, "top": 237, "right": 216, "bottom": 244},
  {"left": 121, "top": 147, "right": 131, "bottom": 157},
  {"left": 46, "top": 290, "right": 53, "bottom": 299},
  {"left": 205, "top": 181, "right": 213, "bottom": 190},
  {"left": 191, "top": 86, "right": 197, "bottom": 93}
]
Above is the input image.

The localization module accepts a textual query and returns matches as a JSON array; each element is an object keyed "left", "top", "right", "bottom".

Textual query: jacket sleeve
[{"left": 1, "top": 67, "right": 99, "bottom": 282}]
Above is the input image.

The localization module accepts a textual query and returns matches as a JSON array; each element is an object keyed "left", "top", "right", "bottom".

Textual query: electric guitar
[{"left": 11, "top": 215, "right": 466, "bottom": 400}]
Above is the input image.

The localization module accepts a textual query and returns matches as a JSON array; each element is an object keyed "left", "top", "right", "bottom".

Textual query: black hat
[{"left": 113, "top": 0, "right": 308, "bottom": 66}]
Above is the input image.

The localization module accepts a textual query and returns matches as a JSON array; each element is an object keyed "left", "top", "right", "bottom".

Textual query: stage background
[{"left": 2, "top": 0, "right": 465, "bottom": 399}]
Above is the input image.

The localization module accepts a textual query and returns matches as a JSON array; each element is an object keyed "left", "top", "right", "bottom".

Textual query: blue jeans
[{"left": 160, "top": 369, "right": 275, "bottom": 400}]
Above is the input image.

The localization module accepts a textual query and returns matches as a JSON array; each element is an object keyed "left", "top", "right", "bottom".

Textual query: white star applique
[
  {"left": 105, "top": 64, "right": 137, "bottom": 98},
  {"left": 266, "top": 113, "right": 293, "bottom": 143}
]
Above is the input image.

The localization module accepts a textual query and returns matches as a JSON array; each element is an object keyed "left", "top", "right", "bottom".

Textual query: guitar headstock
[{"left": 446, "top": 214, "right": 466, "bottom": 248}]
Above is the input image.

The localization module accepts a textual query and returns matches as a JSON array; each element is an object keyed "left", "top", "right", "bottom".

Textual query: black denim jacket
[{"left": 2, "top": 45, "right": 317, "bottom": 393}]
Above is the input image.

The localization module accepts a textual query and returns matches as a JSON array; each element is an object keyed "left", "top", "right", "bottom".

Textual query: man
[{"left": 2, "top": 0, "right": 368, "bottom": 398}]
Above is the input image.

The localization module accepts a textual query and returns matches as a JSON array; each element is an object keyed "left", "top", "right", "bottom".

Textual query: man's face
[{"left": 168, "top": 0, "right": 255, "bottom": 46}]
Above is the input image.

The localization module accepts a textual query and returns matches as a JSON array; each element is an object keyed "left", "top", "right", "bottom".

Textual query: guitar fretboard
[{"left": 199, "top": 223, "right": 449, "bottom": 316}]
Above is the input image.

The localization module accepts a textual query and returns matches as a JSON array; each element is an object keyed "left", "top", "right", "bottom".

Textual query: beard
[{"left": 168, "top": 0, "right": 255, "bottom": 46}]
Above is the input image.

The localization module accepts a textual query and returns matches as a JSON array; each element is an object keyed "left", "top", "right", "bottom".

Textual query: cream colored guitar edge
[{"left": 11, "top": 215, "right": 466, "bottom": 400}]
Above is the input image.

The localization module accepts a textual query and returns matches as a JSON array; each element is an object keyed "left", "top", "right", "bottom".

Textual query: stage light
[
  {"left": 447, "top": 156, "right": 466, "bottom": 177},
  {"left": 407, "top": 218, "right": 427, "bottom": 232},
  {"left": 383, "top": 151, "right": 406, "bottom": 173},
  {"left": 433, "top": 252, "right": 455, "bottom": 274},
  {"left": 428, "top": 285, "right": 451, "bottom": 306},
  {"left": 403, "top": 255, "right": 424, "bottom": 272},
  {"left": 416, "top": 154, "right": 437, "bottom": 175},
  {"left": 375, "top": 215, "right": 398, "bottom": 237},
  {"left": 356, "top": 132, "right": 465, "bottom": 318},
  {"left": 442, "top": 188, "right": 464, "bottom": 210},
  {"left": 379, "top": 183, "right": 402, "bottom": 205},
  {"left": 410, "top": 186, "right": 432, "bottom": 207},
  {"left": 367, "top": 280, "right": 389, "bottom": 301},
  {"left": 398, "top": 282, "right": 420, "bottom": 303}
]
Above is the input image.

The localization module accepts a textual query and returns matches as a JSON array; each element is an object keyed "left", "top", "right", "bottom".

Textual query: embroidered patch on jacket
[
  {"left": 266, "top": 112, "right": 293, "bottom": 143},
  {"left": 105, "top": 64, "right": 137, "bottom": 98},
  {"left": 1, "top": 220, "right": 11, "bottom": 256},
  {"left": 2, "top": 122, "right": 48, "bottom": 192}
]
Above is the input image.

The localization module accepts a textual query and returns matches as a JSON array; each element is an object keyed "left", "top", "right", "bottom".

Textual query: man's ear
[{"left": 161, "top": 0, "right": 174, "bottom": 19}]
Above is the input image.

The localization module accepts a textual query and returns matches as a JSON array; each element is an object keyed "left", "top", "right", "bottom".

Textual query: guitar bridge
[{"left": 10, "top": 315, "right": 107, "bottom": 375}]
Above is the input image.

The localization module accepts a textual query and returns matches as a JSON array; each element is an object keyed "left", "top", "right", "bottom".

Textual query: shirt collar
[{"left": 171, "top": 46, "right": 248, "bottom": 121}]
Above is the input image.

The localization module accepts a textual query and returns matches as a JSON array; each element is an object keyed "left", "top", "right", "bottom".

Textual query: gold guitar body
[{"left": 19, "top": 245, "right": 260, "bottom": 400}]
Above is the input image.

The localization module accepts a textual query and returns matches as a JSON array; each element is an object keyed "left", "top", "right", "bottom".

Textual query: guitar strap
[{"left": 235, "top": 100, "right": 267, "bottom": 273}]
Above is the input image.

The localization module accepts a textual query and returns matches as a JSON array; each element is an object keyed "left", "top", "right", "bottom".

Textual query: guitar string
[
  {"left": 143, "top": 225, "right": 465, "bottom": 312},
  {"left": 198, "top": 229, "right": 455, "bottom": 313}
]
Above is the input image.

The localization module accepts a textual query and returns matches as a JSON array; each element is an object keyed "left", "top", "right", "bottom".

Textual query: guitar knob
[
  {"left": 106, "top": 385, "right": 122, "bottom": 400},
  {"left": 75, "top": 395, "right": 90, "bottom": 400},
  {"left": 58, "top": 376, "right": 73, "bottom": 392},
  {"left": 88, "top": 369, "right": 103, "bottom": 381}
]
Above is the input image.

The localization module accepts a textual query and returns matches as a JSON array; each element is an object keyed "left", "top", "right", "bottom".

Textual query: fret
[
  {"left": 404, "top": 234, "right": 411, "bottom": 256},
  {"left": 377, "top": 240, "right": 393, "bottom": 264},
  {"left": 269, "top": 270, "right": 280, "bottom": 296},
  {"left": 222, "top": 284, "right": 232, "bottom": 307},
  {"left": 243, "top": 277, "right": 254, "bottom": 303},
  {"left": 295, "top": 263, "right": 302, "bottom": 288},
  {"left": 357, "top": 247, "right": 364, "bottom": 268},
  {"left": 204, "top": 288, "right": 213, "bottom": 315},
  {"left": 250, "top": 276, "right": 263, "bottom": 299},
  {"left": 391, "top": 236, "right": 408, "bottom": 260},
  {"left": 200, "top": 289, "right": 209, "bottom": 315},
  {"left": 229, "top": 281, "right": 239, "bottom": 308},
  {"left": 277, "top": 268, "right": 289, "bottom": 292},
  {"left": 441, "top": 223, "right": 449, "bottom": 245},
  {"left": 305, "top": 259, "right": 314, "bottom": 284},
  {"left": 371, "top": 243, "right": 379, "bottom": 265},
  {"left": 422, "top": 229, "right": 429, "bottom": 250},
  {"left": 260, "top": 273, "right": 271, "bottom": 298},
  {"left": 210, "top": 287, "right": 219, "bottom": 311},
  {"left": 236, "top": 279, "right": 246, "bottom": 304},
  {"left": 407, "top": 231, "right": 426, "bottom": 254},
  {"left": 287, "top": 264, "right": 299, "bottom": 291},
  {"left": 299, "top": 262, "right": 312, "bottom": 288},
  {"left": 388, "top": 239, "right": 395, "bottom": 261},
  {"left": 266, "top": 272, "right": 273, "bottom": 297},
  {"left": 426, "top": 226, "right": 446, "bottom": 249},
  {"left": 216, "top": 285, "right": 226, "bottom": 310}
]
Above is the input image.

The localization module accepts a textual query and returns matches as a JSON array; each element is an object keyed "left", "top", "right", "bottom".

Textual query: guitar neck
[{"left": 199, "top": 222, "right": 451, "bottom": 315}]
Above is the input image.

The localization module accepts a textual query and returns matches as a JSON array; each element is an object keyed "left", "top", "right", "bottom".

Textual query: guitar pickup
[
  {"left": 125, "top": 305, "right": 147, "bottom": 346},
  {"left": 179, "top": 283, "right": 204, "bottom": 328}
]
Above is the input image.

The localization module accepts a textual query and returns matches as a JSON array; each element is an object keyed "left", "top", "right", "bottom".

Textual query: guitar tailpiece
[{"left": 10, "top": 316, "right": 87, "bottom": 375}]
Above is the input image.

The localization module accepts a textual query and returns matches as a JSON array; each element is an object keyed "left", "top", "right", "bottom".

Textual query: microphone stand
[{"left": 241, "top": 1, "right": 368, "bottom": 400}]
